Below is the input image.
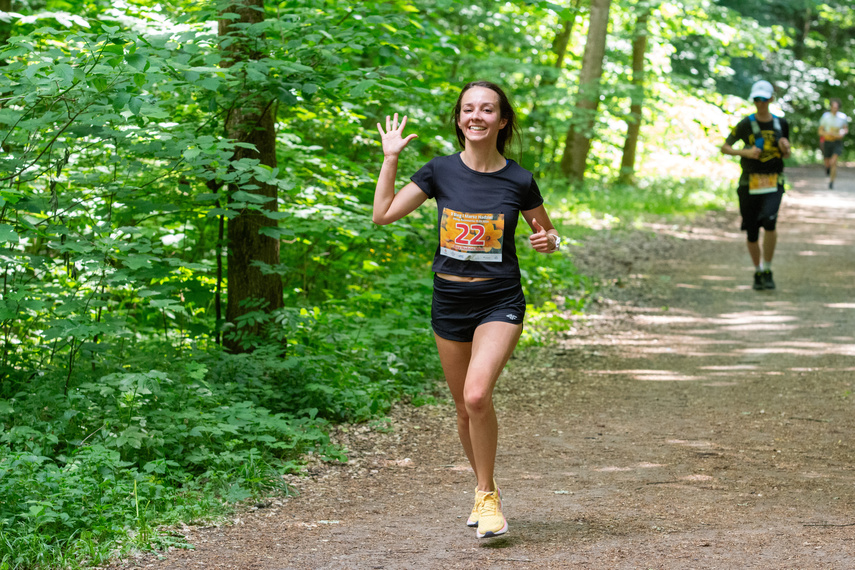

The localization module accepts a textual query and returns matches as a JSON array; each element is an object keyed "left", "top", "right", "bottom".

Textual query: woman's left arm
[{"left": 522, "top": 205, "right": 560, "bottom": 254}]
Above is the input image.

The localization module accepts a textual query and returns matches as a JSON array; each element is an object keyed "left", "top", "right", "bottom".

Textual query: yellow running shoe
[
  {"left": 466, "top": 489, "right": 481, "bottom": 527},
  {"left": 466, "top": 480, "right": 501, "bottom": 527},
  {"left": 475, "top": 489, "right": 507, "bottom": 538}
]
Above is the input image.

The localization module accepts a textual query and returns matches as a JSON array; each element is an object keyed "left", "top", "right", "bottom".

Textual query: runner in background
[
  {"left": 372, "top": 81, "right": 560, "bottom": 539},
  {"left": 721, "top": 79, "right": 791, "bottom": 291},
  {"left": 818, "top": 98, "right": 848, "bottom": 189}
]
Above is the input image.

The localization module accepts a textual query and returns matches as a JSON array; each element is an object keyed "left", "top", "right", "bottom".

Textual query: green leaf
[
  {"left": 123, "top": 254, "right": 154, "bottom": 269},
  {"left": 350, "top": 80, "right": 374, "bottom": 97},
  {"left": 149, "top": 299, "right": 180, "bottom": 308},
  {"left": 199, "top": 77, "right": 221, "bottom": 91},
  {"left": 53, "top": 63, "right": 74, "bottom": 83},
  {"left": 128, "top": 97, "right": 143, "bottom": 115},
  {"left": 207, "top": 208, "right": 239, "bottom": 218},
  {"left": 103, "top": 43, "right": 124, "bottom": 56},
  {"left": 183, "top": 148, "right": 201, "bottom": 160},
  {"left": 0, "top": 225, "right": 18, "bottom": 242},
  {"left": 91, "top": 76, "right": 109, "bottom": 91},
  {"left": 258, "top": 227, "right": 293, "bottom": 239},
  {"left": 231, "top": 190, "right": 273, "bottom": 204},
  {"left": 126, "top": 53, "right": 148, "bottom": 70},
  {"left": 112, "top": 92, "right": 131, "bottom": 110}
]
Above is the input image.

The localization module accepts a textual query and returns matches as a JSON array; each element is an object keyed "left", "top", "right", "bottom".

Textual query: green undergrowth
[
  {"left": 563, "top": 174, "right": 731, "bottom": 226},
  {"left": 0, "top": 272, "right": 442, "bottom": 569}
]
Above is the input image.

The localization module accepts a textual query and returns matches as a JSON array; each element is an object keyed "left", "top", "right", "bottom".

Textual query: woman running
[{"left": 372, "top": 81, "right": 560, "bottom": 538}]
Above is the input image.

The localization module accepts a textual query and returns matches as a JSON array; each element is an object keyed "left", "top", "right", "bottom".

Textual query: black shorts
[
  {"left": 823, "top": 139, "right": 844, "bottom": 159},
  {"left": 431, "top": 275, "right": 526, "bottom": 342},
  {"left": 738, "top": 186, "right": 784, "bottom": 242}
]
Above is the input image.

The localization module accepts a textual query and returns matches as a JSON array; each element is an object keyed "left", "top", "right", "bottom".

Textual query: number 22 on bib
[{"left": 439, "top": 208, "right": 504, "bottom": 262}]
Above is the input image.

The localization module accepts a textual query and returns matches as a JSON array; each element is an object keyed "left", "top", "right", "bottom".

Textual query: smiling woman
[{"left": 371, "top": 80, "right": 562, "bottom": 540}]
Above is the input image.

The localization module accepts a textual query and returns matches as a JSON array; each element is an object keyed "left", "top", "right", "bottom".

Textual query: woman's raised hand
[{"left": 377, "top": 113, "right": 418, "bottom": 158}]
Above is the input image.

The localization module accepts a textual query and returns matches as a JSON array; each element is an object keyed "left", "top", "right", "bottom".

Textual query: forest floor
[{"left": 107, "top": 165, "right": 855, "bottom": 569}]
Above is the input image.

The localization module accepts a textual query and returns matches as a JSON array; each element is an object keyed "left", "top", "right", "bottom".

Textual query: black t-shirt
[
  {"left": 725, "top": 115, "right": 790, "bottom": 179},
  {"left": 410, "top": 153, "right": 544, "bottom": 278}
]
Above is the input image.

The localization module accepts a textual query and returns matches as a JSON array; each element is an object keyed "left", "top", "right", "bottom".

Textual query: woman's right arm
[{"left": 373, "top": 114, "right": 428, "bottom": 225}]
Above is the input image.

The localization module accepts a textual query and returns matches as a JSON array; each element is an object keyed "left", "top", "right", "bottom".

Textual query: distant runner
[
  {"left": 818, "top": 98, "right": 848, "bottom": 189},
  {"left": 721, "top": 79, "right": 791, "bottom": 291}
]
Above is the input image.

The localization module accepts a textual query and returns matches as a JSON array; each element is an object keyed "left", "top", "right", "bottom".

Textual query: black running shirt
[
  {"left": 410, "top": 153, "right": 544, "bottom": 279},
  {"left": 725, "top": 115, "right": 790, "bottom": 176}
]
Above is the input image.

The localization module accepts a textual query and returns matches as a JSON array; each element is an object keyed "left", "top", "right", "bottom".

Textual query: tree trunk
[
  {"left": 793, "top": 5, "right": 811, "bottom": 61},
  {"left": 560, "top": 0, "right": 612, "bottom": 181},
  {"left": 618, "top": 6, "right": 651, "bottom": 185},
  {"left": 550, "top": 14, "right": 574, "bottom": 74},
  {"left": 0, "top": 0, "right": 11, "bottom": 42},
  {"left": 0, "top": 0, "right": 12, "bottom": 65},
  {"left": 219, "top": 0, "right": 283, "bottom": 352}
]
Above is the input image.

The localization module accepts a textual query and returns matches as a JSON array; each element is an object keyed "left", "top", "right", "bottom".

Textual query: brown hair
[{"left": 453, "top": 81, "right": 518, "bottom": 156}]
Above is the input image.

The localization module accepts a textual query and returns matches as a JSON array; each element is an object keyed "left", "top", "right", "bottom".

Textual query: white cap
[{"left": 749, "top": 80, "right": 774, "bottom": 100}]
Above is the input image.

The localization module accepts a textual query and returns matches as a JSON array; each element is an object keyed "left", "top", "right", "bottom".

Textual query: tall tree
[
  {"left": 560, "top": 0, "right": 612, "bottom": 181},
  {"left": 219, "top": 0, "right": 283, "bottom": 351},
  {"left": 0, "top": 0, "right": 12, "bottom": 61},
  {"left": 619, "top": 2, "right": 652, "bottom": 184}
]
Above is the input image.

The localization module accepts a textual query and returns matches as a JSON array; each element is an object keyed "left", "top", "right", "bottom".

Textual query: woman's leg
[
  {"left": 434, "top": 334, "right": 477, "bottom": 480},
  {"left": 435, "top": 321, "right": 522, "bottom": 492}
]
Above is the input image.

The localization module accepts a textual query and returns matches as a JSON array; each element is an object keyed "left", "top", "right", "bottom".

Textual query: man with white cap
[{"left": 721, "top": 79, "right": 792, "bottom": 291}]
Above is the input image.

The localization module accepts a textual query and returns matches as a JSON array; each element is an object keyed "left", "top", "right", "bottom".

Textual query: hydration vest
[{"left": 749, "top": 113, "right": 783, "bottom": 147}]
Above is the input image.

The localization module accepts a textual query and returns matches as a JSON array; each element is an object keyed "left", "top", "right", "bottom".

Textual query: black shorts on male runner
[
  {"left": 431, "top": 275, "right": 526, "bottom": 342},
  {"left": 823, "top": 139, "right": 844, "bottom": 159},
  {"left": 738, "top": 186, "right": 783, "bottom": 243}
]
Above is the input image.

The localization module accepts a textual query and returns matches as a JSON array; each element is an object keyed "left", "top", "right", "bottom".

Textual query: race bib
[
  {"left": 439, "top": 208, "right": 504, "bottom": 262},
  {"left": 748, "top": 173, "right": 778, "bottom": 195}
]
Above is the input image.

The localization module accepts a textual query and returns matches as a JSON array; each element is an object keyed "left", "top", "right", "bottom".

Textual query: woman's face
[
  {"left": 831, "top": 101, "right": 840, "bottom": 113},
  {"left": 457, "top": 86, "right": 508, "bottom": 146}
]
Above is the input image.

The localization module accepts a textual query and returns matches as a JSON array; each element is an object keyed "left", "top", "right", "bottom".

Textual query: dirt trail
[{"left": 111, "top": 166, "right": 855, "bottom": 569}]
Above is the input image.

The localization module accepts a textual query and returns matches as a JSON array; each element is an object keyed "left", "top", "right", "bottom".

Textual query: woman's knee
[{"left": 463, "top": 388, "right": 493, "bottom": 416}]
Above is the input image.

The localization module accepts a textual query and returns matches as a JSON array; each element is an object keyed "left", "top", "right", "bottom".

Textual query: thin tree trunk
[
  {"left": 530, "top": 2, "right": 579, "bottom": 114},
  {"left": 619, "top": 6, "right": 651, "bottom": 185},
  {"left": 793, "top": 5, "right": 811, "bottom": 61},
  {"left": 551, "top": 16, "right": 574, "bottom": 74},
  {"left": 219, "top": 0, "right": 283, "bottom": 352},
  {"left": 560, "top": 0, "right": 612, "bottom": 181},
  {"left": 0, "top": 0, "right": 11, "bottom": 53}
]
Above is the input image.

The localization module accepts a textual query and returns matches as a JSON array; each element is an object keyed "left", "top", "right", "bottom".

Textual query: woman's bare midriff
[{"left": 436, "top": 273, "right": 494, "bottom": 282}]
